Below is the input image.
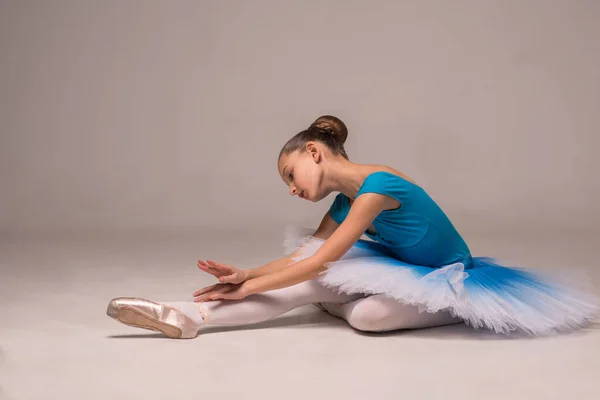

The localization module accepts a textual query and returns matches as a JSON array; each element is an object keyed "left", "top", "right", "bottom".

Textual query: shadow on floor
[
  {"left": 106, "top": 311, "right": 345, "bottom": 339},
  {"left": 106, "top": 311, "right": 600, "bottom": 341}
]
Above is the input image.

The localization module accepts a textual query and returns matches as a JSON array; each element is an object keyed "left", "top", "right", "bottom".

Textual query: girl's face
[{"left": 278, "top": 144, "right": 325, "bottom": 202}]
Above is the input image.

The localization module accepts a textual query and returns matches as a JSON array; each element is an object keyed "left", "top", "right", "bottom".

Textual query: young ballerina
[{"left": 107, "top": 115, "right": 598, "bottom": 339}]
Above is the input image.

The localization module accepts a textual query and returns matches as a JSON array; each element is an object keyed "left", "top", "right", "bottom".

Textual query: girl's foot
[{"left": 107, "top": 297, "right": 203, "bottom": 339}]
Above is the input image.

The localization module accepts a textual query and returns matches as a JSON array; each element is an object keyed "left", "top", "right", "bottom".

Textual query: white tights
[{"left": 195, "top": 280, "right": 462, "bottom": 332}]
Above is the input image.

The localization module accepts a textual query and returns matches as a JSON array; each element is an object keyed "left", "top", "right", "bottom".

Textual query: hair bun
[{"left": 309, "top": 115, "right": 348, "bottom": 145}]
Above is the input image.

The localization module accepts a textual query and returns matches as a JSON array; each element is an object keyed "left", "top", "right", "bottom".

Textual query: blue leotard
[
  {"left": 328, "top": 171, "right": 472, "bottom": 268},
  {"left": 286, "top": 170, "right": 597, "bottom": 334}
]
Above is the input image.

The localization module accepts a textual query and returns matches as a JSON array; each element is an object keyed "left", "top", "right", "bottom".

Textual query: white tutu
[{"left": 283, "top": 226, "right": 599, "bottom": 335}]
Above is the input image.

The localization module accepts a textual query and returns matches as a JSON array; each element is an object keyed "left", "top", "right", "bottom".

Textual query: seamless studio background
[
  {"left": 1, "top": 0, "right": 599, "bottom": 238},
  {"left": 1, "top": 1, "right": 599, "bottom": 400}
]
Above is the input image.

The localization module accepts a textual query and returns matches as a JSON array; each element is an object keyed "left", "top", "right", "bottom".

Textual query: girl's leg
[
  {"left": 195, "top": 280, "right": 364, "bottom": 326},
  {"left": 318, "top": 294, "right": 462, "bottom": 332},
  {"left": 108, "top": 280, "right": 365, "bottom": 338}
]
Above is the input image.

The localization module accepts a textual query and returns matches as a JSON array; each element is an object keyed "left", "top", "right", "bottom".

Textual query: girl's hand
[
  {"left": 197, "top": 260, "right": 249, "bottom": 284},
  {"left": 192, "top": 282, "right": 251, "bottom": 302}
]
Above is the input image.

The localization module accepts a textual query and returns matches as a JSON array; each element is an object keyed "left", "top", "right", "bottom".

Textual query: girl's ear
[{"left": 306, "top": 142, "right": 321, "bottom": 163}]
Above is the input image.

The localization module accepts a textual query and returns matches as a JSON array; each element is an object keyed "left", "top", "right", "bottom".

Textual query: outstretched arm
[
  {"left": 245, "top": 210, "right": 341, "bottom": 280},
  {"left": 193, "top": 210, "right": 340, "bottom": 301},
  {"left": 243, "top": 193, "right": 386, "bottom": 295}
]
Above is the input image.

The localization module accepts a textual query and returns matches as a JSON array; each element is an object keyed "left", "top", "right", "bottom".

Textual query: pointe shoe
[{"left": 107, "top": 297, "right": 198, "bottom": 339}]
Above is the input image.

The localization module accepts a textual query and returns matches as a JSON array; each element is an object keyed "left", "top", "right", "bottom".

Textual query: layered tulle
[{"left": 283, "top": 226, "right": 599, "bottom": 335}]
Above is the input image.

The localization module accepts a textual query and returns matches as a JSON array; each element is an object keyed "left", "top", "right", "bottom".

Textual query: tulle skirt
[{"left": 283, "top": 226, "right": 599, "bottom": 335}]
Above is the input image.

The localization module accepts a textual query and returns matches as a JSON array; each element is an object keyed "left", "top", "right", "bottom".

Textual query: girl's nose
[{"left": 289, "top": 186, "right": 297, "bottom": 196}]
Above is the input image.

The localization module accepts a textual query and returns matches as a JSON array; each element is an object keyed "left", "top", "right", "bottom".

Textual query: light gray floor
[{"left": 1, "top": 228, "right": 599, "bottom": 400}]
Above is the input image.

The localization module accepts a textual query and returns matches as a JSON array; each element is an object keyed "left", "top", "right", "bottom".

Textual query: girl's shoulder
[
  {"left": 365, "top": 165, "right": 416, "bottom": 185},
  {"left": 329, "top": 166, "right": 416, "bottom": 223},
  {"left": 348, "top": 166, "right": 419, "bottom": 207},
  {"left": 333, "top": 165, "right": 417, "bottom": 207}
]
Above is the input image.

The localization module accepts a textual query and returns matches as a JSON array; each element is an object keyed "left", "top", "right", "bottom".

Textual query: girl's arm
[
  {"left": 243, "top": 193, "right": 387, "bottom": 295},
  {"left": 246, "top": 211, "right": 340, "bottom": 280}
]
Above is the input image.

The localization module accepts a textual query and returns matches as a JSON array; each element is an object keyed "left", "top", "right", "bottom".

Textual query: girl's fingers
[
  {"left": 198, "top": 260, "right": 222, "bottom": 276},
  {"left": 207, "top": 289, "right": 241, "bottom": 301},
  {"left": 194, "top": 291, "right": 216, "bottom": 302},
  {"left": 207, "top": 260, "right": 234, "bottom": 273},
  {"left": 198, "top": 260, "right": 217, "bottom": 270},
  {"left": 195, "top": 291, "right": 223, "bottom": 303},
  {"left": 197, "top": 266, "right": 219, "bottom": 279},
  {"left": 196, "top": 291, "right": 245, "bottom": 302},
  {"left": 192, "top": 284, "right": 218, "bottom": 297},
  {"left": 205, "top": 262, "right": 226, "bottom": 275},
  {"left": 203, "top": 292, "right": 229, "bottom": 302},
  {"left": 193, "top": 283, "right": 233, "bottom": 298},
  {"left": 198, "top": 264, "right": 218, "bottom": 275},
  {"left": 194, "top": 294, "right": 211, "bottom": 302},
  {"left": 197, "top": 262, "right": 211, "bottom": 273}
]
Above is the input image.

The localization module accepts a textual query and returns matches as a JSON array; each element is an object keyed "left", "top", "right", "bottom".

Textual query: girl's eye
[{"left": 289, "top": 173, "right": 293, "bottom": 181}]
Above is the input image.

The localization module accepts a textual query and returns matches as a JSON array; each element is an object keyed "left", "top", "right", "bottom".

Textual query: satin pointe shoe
[{"left": 107, "top": 297, "right": 198, "bottom": 339}]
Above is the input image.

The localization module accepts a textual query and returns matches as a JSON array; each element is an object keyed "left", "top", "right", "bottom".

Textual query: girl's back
[{"left": 330, "top": 169, "right": 472, "bottom": 267}]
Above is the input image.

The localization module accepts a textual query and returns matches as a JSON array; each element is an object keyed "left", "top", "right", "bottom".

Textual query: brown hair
[{"left": 278, "top": 115, "right": 349, "bottom": 161}]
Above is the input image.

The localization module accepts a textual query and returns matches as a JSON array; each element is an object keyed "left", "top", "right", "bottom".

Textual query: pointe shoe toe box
[{"left": 106, "top": 297, "right": 197, "bottom": 339}]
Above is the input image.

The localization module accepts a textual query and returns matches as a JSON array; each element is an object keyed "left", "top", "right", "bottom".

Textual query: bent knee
[
  {"left": 346, "top": 300, "right": 394, "bottom": 332},
  {"left": 347, "top": 297, "right": 462, "bottom": 332}
]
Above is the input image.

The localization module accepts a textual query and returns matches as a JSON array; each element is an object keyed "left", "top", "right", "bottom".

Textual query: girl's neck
[{"left": 326, "top": 160, "right": 373, "bottom": 200}]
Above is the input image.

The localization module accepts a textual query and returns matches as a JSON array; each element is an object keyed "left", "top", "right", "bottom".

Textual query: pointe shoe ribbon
[{"left": 107, "top": 297, "right": 198, "bottom": 339}]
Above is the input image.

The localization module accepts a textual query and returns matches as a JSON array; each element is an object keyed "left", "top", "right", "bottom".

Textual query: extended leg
[
  {"left": 197, "top": 280, "right": 364, "bottom": 325},
  {"left": 108, "top": 280, "right": 364, "bottom": 338}
]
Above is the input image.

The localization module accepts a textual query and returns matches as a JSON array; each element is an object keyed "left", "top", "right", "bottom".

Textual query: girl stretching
[{"left": 107, "top": 115, "right": 598, "bottom": 338}]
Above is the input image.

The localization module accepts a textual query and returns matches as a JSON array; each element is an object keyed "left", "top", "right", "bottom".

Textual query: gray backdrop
[{"left": 2, "top": 0, "right": 599, "bottom": 237}]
